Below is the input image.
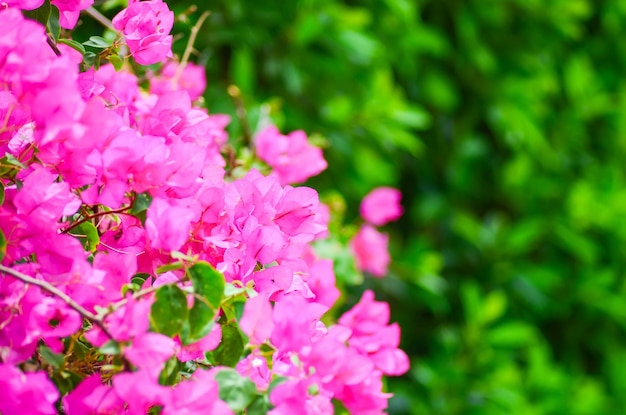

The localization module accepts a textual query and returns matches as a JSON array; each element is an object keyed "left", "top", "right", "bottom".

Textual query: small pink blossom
[
  {"left": 359, "top": 187, "right": 403, "bottom": 226},
  {"left": 349, "top": 225, "right": 390, "bottom": 277},
  {"left": 63, "top": 374, "right": 125, "bottom": 414},
  {"left": 0, "top": 364, "right": 58, "bottom": 415},
  {"left": 112, "top": 0, "right": 174, "bottom": 65},
  {"left": 255, "top": 125, "right": 327, "bottom": 185},
  {"left": 239, "top": 294, "right": 274, "bottom": 344},
  {"left": 151, "top": 61, "right": 207, "bottom": 100},
  {"left": 51, "top": 0, "right": 94, "bottom": 29}
]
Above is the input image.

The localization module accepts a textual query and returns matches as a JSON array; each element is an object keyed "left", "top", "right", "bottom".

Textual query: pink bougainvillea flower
[
  {"left": 255, "top": 125, "right": 327, "bottom": 185},
  {"left": 0, "top": 364, "right": 58, "bottom": 415},
  {"left": 239, "top": 294, "right": 274, "bottom": 345},
  {"left": 151, "top": 61, "right": 207, "bottom": 101},
  {"left": 51, "top": 0, "right": 94, "bottom": 29},
  {"left": 236, "top": 350, "right": 271, "bottom": 390},
  {"left": 162, "top": 369, "right": 233, "bottom": 415},
  {"left": 113, "top": 369, "right": 166, "bottom": 415},
  {"left": 13, "top": 168, "right": 81, "bottom": 230},
  {"left": 2, "top": 0, "right": 44, "bottom": 10},
  {"left": 339, "top": 290, "right": 410, "bottom": 376},
  {"left": 145, "top": 197, "right": 195, "bottom": 252},
  {"left": 359, "top": 187, "right": 403, "bottom": 226},
  {"left": 63, "top": 374, "right": 125, "bottom": 414},
  {"left": 124, "top": 332, "right": 176, "bottom": 377},
  {"left": 349, "top": 225, "right": 390, "bottom": 277},
  {"left": 112, "top": 0, "right": 174, "bottom": 65}
]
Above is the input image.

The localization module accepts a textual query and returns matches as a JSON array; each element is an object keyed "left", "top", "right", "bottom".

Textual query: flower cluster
[
  {"left": 0, "top": 2, "right": 408, "bottom": 414},
  {"left": 350, "top": 187, "right": 404, "bottom": 277}
]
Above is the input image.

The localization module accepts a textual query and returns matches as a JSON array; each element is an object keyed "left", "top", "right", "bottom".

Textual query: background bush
[{"left": 93, "top": 1, "right": 626, "bottom": 413}]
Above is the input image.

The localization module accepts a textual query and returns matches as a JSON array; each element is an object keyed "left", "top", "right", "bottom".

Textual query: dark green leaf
[
  {"left": 184, "top": 262, "right": 225, "bottom": 343},
  {"left": 58, "top": 39, "right": 86, "bottom": 55},
  {"left": 150, "top": 284, "right": 189, "bottom": 337},
  {"left": 82, "top": 51, "right": 97, "bottom": 69},
  {"left": 246, "top": 395, "right": 271, "bottom": 415},
  {"left": 47, "top": 5, "right": 60, "bottom": 41},
  {"left": 0, "top": 183, "right": 4, "bottom": 206},
  {"left": 39, "top": 344, "right": 64, "bottom": 369},
  {"left": 23, "top": 0, "right": 51, "bottom": 26},
  {"left": 209, "top": 323, "right": 244, "bottom": 367},
  {"left": 158, "top": 357, "right": 182, "bottom": 386},
  {"left": 215, "top": 368, "right": 257, "bottom": 412}
]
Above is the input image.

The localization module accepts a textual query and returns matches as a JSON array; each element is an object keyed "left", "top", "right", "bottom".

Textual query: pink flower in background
[
  {"left": 360, "top": 187, "right": 403, "bottom": 226},
  {"left": 112, "top": 0, "right": 174, "bottom": 65},
  {"left": 151, "top": 61, "right": 207, "bottom": 101},
  {"left": 255, "top": 125, "right": 327, "bottom": 185},
  {"left": 350, "top": 225, "right": 390, "bottom": 277},
  {"left": 51, "top": 0, "right": 94, "bottom": 29}
]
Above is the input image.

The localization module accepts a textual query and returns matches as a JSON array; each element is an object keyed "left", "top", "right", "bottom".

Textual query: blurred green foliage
[{"left": 92, "top": 0, "right": 626, "bottom": 413}]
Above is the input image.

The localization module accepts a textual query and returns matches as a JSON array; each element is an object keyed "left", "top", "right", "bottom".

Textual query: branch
[
  {"left": 0, "top": 264, "right": 114, "bottom": 339},
  {"left": 174, "top": 10, "right": 210, "bottom": 83},
  {"left": 102, "top": 286, "right": 159, "bottom": 317},
  {"left": 85, "top": 6, "right": 117, "bottom": 32},
  {"left": 60, "top": 197, "right": 135, "bottom": 234}
]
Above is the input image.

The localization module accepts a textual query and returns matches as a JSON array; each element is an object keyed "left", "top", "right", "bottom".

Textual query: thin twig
[
  {"left": 60, "top": 197, "right": 135, "bottom": 234},
  {"left": 85, "top": 6, "right": 117, "bottom": 32},
  {"left": 228, "top": 85, "right": 253, "bottom": 147},
  {"left": 174, "top": 10, "right": 210, "bottom": 83},
  {"left": 0, "top": 264, "right": 114, "bottom": 339},
  {"left": 102, "top": 286, "right": 159, "bottom": 317}
]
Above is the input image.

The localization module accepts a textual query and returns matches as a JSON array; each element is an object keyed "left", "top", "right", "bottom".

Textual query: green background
[{"left": 94, "top": 0, "right": 626, "bottom": 413}]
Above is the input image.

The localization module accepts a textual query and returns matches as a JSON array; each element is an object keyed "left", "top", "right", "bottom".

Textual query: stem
[
  {"left": 0, "top": 264, "right": 114, "bottom": 339},
  {"left": 102, "top": 286, "right": 159, "bottom": 317},
  {"left": 85, "top": 6, "right": 117, "bottom": 32},
  {"left": 60, "top": 197, "right": 135, "bottom": 234},
  {"left": 174, "top": 10, "right": 210, "bottom": 83},
  {"left": 228, "top": 85, "right": 253, "bottom": 147}
]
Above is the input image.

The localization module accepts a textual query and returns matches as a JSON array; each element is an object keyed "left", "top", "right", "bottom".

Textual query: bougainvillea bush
[{"left": 0, "top": 1, "right": 408, "bottom": 413}]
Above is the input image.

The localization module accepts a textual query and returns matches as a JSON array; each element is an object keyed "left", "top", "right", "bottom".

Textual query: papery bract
[
  {"left": 349, "top": 225, "right": 390, "bottom": 277},
  {"left": 112, "top": 0, "right": 174, "bottom": 65},
  {"left": 0, "top": 364, "right": 58, "bottom": 415},
  {"left": 360, "top": 187, "right": 404, "bottom": 226},
  {"left": 255, "top": 125, "right": 327, "bottom": 185}
]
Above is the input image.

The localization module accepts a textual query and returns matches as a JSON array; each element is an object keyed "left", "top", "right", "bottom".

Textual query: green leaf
[
  {"left": 184, "top": 262, "right": 225, "bottom": 343},
  {"left": 0, "top": 183, "right": 4, "bottom": 206},
  {"left": 98, "top": 340, "right": 121, "bottom": 355},
  {"left": 82, "top": 51, "right": 97, "bottom": 69},
  {"left": 58, "top": 39, "right": 86, "bottom": 55},
  {"left": 0, "top": 154, "right": 27, "bottom": 178},
  {"left": 158, "top": 357, "right": 182, "bottom": 386},
  {"left": 83, "top": 36, "right": 111, "bottom": 49},
  {"left": 68, "top": 221, "right": 100, "bottom": 253},
  {"left": 215, "top": 368, "right": 257, "bottom": 412},
  {"left": 108, "top": 54, "right": 124, "bottom": 71},
  {"left": 0, "top": 229, "right": 6, "bottom": 262},
  {"left": 47, "top": 5, "right": 60, "bottom": 41},
  {"left": 131, "top": 273, "right": 151, "bottom": 287},
  {"left": 156, "top": 262, "right": 184, "bottom": 274},
  {"left": 246, "top": 395, "right": 271, "bottom": 415},
  {"left": 39, "top": 344, "right": 64, "bottom": 369},
  {"left": 210, "top": 323, "right": 244, "bottom": 367},
  {"left": 23, "top": 0, "right": 51, "bottom": 26},
  {"left": 150, "top": 284, "right": 189, "bottom": 337}
]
